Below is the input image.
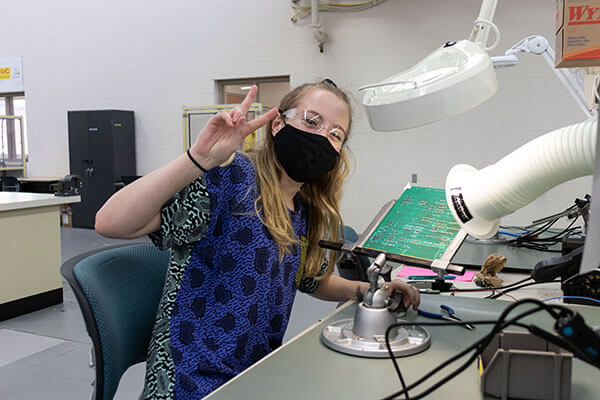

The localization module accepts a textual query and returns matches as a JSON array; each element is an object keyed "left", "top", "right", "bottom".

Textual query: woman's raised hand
[{"left": 189, "top": 86, "right": 279, "bottom": 171}]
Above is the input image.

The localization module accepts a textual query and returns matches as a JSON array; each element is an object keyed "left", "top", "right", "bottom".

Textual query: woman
[{"left": 95, "top": 80, "right": 420, "bottom": 399}]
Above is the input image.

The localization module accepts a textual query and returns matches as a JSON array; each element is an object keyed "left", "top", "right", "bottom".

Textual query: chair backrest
[
  {"left": 342, "top": 225, "right": 359, "bottom": 243},
  {"left": 60, "top": 243, "right": 169, "bottom": 400}
]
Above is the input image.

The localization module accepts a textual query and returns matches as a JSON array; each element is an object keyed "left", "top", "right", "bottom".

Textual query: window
[
  {"left": 0, "top": 93, "right": 26, "bottom": 171},
  {"left": 183, "top": 103, "right": 271, "bottom": 152},
  {"left": 217, "top": 76, "right": 290, "bottom": 108}
]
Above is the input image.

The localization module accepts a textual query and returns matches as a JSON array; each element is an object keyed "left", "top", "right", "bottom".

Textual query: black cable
[
  {"left": 512, "top": 223, "right": 580, "bottom": 249},
  {"left": 404, "top": 322, "right": 535, "bottom": 400},
  {"left": 499, "top": 225, "right": 530, "bottom": 231},
  {"left": 452, "top": 276, "right": 531, "bottom": 293},
  {"left": 513, "top": 219, "right": 560, "bottom": 241},
  {"left": 389, "top": 342, "right": 410, "bottom": 400},
  {"left": 512, "top": 244, "right": 562, "bottom": 253},
  {"left": 383, "top": 316, "right": 527, "bottom": 399},
  {"left": 384, "top": 319, "right": 502, "bottom": 400},
  {"left": 526, "top": 203, "right": 579, "bottom": 229},
  {"left": 506, "top": 201, "right": 581, "bottom": 243},
  {"left": 485, "top": 281, "right": 545, "bottom": 299},
  {"left": 525, "top": 322, "right": 600, "bottom": 368},
  {"left": 486, "top": 279, "right": 561, "bottom": 299},
  {"left": 383, "top": 300, "right": 569, "bottom": 399},
  {"left": 383, "top": 320, "right": 500, "bottom": 400},
  {"left": 507, "top": 219, "right": 556, "bottom": 246},
  {"left": 506, "top": 214, "right": 581, "bottom": 252},
  {"left": 384, "top": 309, "right": 557, "bottom": 399},
  {"left": 533, "top": 223, "right": 579, "bottom": 241},
  {"left": 485, "top": 280, "right": 560, "bottom": 299},
  {"left": 384, "top": 324, "right": 411, "bottom": 400},
  {"left": 402, "top": 308, "right": 550, "bottom": 399},
  {"left": 521, "top": 218, "right": 558, "bottom": 238},
  {"left": 407, "top": 349, "right": 480, "bottom": 399},
  {"left": 527, "top": 324, "right": 581, "bottom": 356}
]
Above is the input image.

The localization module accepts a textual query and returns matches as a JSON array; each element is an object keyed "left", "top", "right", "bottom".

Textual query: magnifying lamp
[
  {"left": 359, "top": 0, "right": 501, "bottom": 131},
  {"left": 358, "top": 0, "right": 599, "bottom": 250},
  {"left": 359, "top": 40, "right": 498, "bottom": 131}
]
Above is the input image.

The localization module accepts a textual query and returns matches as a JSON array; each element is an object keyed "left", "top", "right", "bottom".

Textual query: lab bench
[{"left": 0, "top": 192, "right": 80, "bottom": 320}]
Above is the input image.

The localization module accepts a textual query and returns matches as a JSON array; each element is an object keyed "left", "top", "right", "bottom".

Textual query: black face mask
[{"left": 274, "top": 124, "right": 340, "bottom": 182}]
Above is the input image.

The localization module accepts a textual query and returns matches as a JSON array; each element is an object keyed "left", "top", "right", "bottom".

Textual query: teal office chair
[
  {"left": 342, "top": 224, "right": 359, "bottom": 243},
  {"left": 60, "top": 243, "right": 169, "bottom": 400}
]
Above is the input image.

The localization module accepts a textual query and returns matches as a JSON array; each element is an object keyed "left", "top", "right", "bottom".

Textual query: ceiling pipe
[{"left": 310, "top": 0, "right": 327, "bottom": 52}]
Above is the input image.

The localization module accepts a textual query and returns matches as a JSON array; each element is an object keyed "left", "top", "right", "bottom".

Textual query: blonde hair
[{"left": 248, "top": 80, "right": 352, "bottom": 279}]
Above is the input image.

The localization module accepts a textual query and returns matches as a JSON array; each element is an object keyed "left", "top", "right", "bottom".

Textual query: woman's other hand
[{"left": 387, "top": 279, "right": 420, "bottom": 311}]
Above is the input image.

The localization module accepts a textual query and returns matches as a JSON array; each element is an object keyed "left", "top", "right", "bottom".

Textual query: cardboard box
[{"left": 556, "top": 0, "right": 600, "bottom": 68}]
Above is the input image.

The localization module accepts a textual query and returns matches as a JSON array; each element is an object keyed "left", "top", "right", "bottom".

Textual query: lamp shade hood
[{"left": 361, "top": 40, "right": 498, "bottom": 131}]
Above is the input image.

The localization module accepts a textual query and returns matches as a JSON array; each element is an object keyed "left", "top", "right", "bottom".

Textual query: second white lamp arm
[
  {"left": 491, "top": 35, "right": 595, "bottom": 119},
  {"left": 469, "top": 0, "right": 499, "bottom": 51}
]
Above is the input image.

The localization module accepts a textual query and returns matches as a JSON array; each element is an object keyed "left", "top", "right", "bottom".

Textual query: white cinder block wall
[{"left": 1, "top": 0, "right": 589, "bottom": 233}]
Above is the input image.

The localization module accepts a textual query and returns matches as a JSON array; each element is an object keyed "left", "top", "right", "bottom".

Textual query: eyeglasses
[
  {"left": 281, "top": 108, "right": 346, "bottom": 146},
  {"left": 322, "top": 78, "right": 337, "bottom": 88}
]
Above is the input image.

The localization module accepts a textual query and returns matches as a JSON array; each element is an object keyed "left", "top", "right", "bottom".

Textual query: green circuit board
[{"left": 362, "top": 186, "right": 461, "bottom": 261}]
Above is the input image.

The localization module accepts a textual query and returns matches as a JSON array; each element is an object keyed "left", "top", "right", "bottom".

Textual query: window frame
[
  {"left": 0, "top": 91, "right": 26, "bottom": 174},
  {"left": 216, "top": 76, "right": 290, "bottom": 105}
]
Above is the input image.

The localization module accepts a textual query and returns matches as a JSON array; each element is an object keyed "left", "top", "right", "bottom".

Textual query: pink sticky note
[{"left": 396, "top": 266, "right": 476, "bottom": 282}]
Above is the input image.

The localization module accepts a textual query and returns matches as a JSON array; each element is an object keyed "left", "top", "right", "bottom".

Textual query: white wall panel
[{"left": 1, "top": 0, "right": 587, "bottom": 232}]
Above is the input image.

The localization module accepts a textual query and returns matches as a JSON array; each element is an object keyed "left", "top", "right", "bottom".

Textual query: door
[
  {"left": 69, "top": 111, "right": 92, "bottom": 227},
  {"left": 84, "top": 111, "right": 114, "bottom": 228},
  {"left": 70, "top": 111, "right": 114, "bottom": 228}
]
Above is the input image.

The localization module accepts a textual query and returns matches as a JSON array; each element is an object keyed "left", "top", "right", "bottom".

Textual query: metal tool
[
  {"left": 321, "top": 253, "right": 431, "bottom": 358},
  {"left": 428, "top": 228, "right": 468, "bottom": 291},
  {"left": 417, "top": 304, "right": 475, "bottom": 330}
]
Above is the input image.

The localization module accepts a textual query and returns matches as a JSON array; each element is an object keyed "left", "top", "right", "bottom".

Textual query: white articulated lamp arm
[
  {"left": 542, "top": 46, "right": 596, "bottom": 120},
  {"left": 581, "top": 115, "right": 600, "bottom": 273},
  {"left": 490, "top": 34, "right": 596, "bottom": 119},
  {"left": 469, "top": 0, "right": 499, "bottom": 51}
]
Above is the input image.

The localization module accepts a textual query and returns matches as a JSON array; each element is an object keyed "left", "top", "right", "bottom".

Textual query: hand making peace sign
[{"left": 189, "top": 86, "right": 280, "bottom": 171}]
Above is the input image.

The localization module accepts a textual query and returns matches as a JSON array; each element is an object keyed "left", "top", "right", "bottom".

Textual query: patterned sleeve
[
  {"left": 297, "top": 258, "right": 330, "bottom": 294},
  {"left": 148, "top": 176, "right": 212, "bottom": 250}
]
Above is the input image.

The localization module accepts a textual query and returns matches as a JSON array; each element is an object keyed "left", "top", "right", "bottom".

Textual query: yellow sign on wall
[{"left": 0, "top": 67, "right": 10, "bottom": 80}]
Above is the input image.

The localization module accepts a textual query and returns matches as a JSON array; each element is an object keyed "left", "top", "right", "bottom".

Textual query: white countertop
[
  {"left": 0, "top": 192, "right": 81, "bottom": 212},
  {"left": 17, "top": 176, "right": 63, "bottom": 182}
]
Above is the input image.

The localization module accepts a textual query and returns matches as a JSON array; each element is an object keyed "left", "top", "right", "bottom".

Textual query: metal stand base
[
  {"left": 465, "top": 233, "right": 510, "bottom": 245},
  {"left": 320, "top": 318, "right": 431, "bottom": 358}
]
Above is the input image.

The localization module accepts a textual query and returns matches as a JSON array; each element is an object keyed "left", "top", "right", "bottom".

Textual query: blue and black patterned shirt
[{"left": 142, "top": 153, "right": 320, "bottom": 399}]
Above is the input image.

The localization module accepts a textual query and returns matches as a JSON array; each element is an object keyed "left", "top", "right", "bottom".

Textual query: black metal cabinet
[{"left": 68, "top": 110, "right": 135, "bottom": 228}]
